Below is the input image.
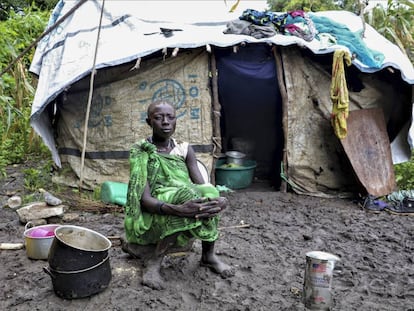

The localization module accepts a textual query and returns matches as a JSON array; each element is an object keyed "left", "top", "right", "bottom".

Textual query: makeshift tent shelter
[{"left": 29, "top": 0, "right": 414, "bottom": 198}]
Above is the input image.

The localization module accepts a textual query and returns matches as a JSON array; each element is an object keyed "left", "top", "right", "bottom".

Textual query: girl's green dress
[{"left": 124, "top": 140, "right": 220, "bottom": 247}]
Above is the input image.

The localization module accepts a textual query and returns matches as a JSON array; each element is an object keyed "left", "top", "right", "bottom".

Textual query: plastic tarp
[
  {"left": 282, "top": 47, "right": 408, "bottom": 197},
  {"left": 52, "top": 49, "right": 213, "bottom": 188},
  {"left": 30, "top": 0, "right": 414, "bottom": 169}
]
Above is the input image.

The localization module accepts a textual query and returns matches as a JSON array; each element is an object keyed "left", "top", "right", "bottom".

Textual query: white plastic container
[{"left": 303, "top": 251, "right": 340, "bottom": 310}]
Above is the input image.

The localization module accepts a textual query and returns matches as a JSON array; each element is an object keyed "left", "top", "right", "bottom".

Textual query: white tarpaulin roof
[{"left": 29, "top": 0, "right": 414, "bottom": 166}]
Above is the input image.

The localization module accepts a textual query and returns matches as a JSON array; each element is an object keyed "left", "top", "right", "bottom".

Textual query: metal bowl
[
  {"left": 24, "top": 224, "right": 61, "bottom": 260},
  {"left": 225, "top": 151, "right": 246, "bottom": 166}
]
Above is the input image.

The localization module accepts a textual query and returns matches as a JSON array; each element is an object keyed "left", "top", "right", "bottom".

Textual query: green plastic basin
[{"left": 215, "top": 159, "right": 256, "bottom": 189}]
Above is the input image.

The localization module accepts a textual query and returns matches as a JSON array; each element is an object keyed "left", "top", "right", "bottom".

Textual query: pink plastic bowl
[{"left": 29, "top": 228, "right": 55, "bottom": 238}]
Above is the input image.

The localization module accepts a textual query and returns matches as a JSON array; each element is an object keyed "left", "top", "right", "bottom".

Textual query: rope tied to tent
[
  {"left": 330, "top": 49, "right": 351, "bottom": 139},
  {"left": 79, "top": 0, "right": 106, "bottom": 189}
]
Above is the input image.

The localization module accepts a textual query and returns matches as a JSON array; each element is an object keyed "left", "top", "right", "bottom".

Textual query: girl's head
[{"left": 146, "top": 101, "right": 177, "bottom": 139}]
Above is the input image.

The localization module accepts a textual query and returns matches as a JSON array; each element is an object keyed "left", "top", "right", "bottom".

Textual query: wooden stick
[
  {"left": 79, "top": 0, "right": 106, "bottom": 190},
  {"left": 0, "top": 243, "right": 24, "bottom": 250},
  {"left": 219, "top": 224, "right": 250, "bottom": 230},
  {"left": 107, "top": 235, "right": 121, "bottom": 240}
]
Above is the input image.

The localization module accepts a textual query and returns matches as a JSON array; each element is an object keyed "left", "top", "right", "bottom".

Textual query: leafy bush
[
  {"left": 0, "top": 0, "right": 58, "bottom": 21},
  {"left": 394, "top": 155, "right": 414, "bottom": 190},
  {"left": 0, "top": 5, "right": 50, "bottom": 176}
]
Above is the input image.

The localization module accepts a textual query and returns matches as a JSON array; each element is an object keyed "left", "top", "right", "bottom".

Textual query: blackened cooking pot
[
  {"left": 43, "top": 254, "right": 111, "bottom": 299},
  {"left": 48, "top": 225, "right": 111, "bottom": 271}
]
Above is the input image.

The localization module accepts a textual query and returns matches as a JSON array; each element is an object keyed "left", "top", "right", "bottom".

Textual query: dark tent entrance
[{"left": 215, "top": 44, "right": 283, "bottom": 189}]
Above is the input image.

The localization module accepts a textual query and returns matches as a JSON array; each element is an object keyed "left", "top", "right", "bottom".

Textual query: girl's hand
[
  {"left": 196, "top": 197, "right": 228, "bottom": 219},
  {"left": 167, "top": 197, "right": 228, "bottom": 219}
]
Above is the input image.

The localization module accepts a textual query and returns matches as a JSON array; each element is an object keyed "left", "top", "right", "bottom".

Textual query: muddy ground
[{"left": 1, "top": 162, "right": 413, "bottom": 311}]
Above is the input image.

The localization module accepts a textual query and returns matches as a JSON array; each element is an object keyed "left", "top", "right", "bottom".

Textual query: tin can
[{"left": 303, "top": 251, "right": 340, "bottom": 310}]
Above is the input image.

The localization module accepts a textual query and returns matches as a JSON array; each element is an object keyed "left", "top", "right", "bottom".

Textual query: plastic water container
[{"left": 100, "top": 181, "right": 128, "bottom": 206}]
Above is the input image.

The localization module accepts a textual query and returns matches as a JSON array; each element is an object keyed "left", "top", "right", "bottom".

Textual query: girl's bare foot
[
  {"left": 200, "top": 253, "right": 235, "bottom": 278},
  {"left": 142, "top": 256, "right": 165, "bottom": 290}
]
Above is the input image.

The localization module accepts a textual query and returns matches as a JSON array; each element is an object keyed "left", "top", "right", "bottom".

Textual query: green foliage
[
  {"left": 365, "top": 0, "right": 414, "bottom": 62},
  {"left": 0, "top": 0, "right": 58, "bottom": 20},
  {"left": 0, "top": 5, "right": 50, "bottom": 176},
  {"left": 23, "top": 167, "right": 42, "bottom": 191},
  {"left": 23, "top": 158, "right": 53, "bottom": 191},
  {"left": 69, "top": 186, "right": 100, "bottom": 202},
  {"left": 267, "top": 0, "right": 350, "bottom": 12},
  {"left": 93, "top": 186, "right": 101, "bottom": 201},
  {"left": 394, "top": 155, "right": 414, "bottom": 190}
]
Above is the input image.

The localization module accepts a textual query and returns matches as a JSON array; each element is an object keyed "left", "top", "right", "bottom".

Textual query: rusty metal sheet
[{"left": 340, "top": 108, "right": 396, "bottom": 196}]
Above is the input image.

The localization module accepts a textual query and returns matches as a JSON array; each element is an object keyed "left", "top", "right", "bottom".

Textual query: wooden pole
[
  {"left": 209, "top": 47, "right": 223, "bottom": 184},
  {"left": 273, "top": 46, "right": 289, "bottom": 192},
  {"left": 79, "top": 0, "right": 105, "bottom": 189}
]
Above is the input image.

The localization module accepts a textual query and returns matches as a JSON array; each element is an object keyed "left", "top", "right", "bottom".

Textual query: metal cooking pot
[
  {"left": 43, "top": 255, "right": 111, "bottom": 299},
  {"left": 225, "top": 151, "right": 246, "bottom": 166},
  {"left": 48, "top": 225, "right": 111, "bottom": 271},
  {"left": 24, "top": 223, "right": 61, "bottom": 260}
]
